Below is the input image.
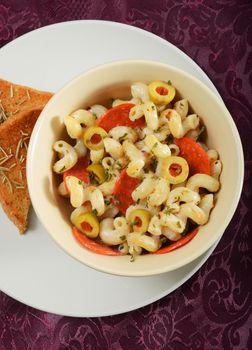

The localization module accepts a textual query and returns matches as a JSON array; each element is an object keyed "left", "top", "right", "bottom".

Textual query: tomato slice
[
  {"left": 63, "top": 156, "right": 90, "bottom": 192},
  {"left": 113, "top": 169, "right": 140, "bottom": 214},
  {"left": 175, "top": 137, "right": 210, "bottom": 175},
  {"left": 96, "top": 103, "right": 145, "bottom": 131},
  {"left": 155, "top": 227, "right": 199, "bottom": 254},
  {"left": 72, "top": 227, "right": 121, "bottom": 256}
]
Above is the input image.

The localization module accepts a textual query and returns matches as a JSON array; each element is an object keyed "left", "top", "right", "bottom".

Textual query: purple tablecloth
[{"left": 0, "top": 1, "right": 251, "bottom": 349}]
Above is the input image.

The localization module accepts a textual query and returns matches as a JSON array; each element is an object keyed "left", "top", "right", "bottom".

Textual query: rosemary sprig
[{"left": 10, "top": 85, "right": 14, "bottom": 98}]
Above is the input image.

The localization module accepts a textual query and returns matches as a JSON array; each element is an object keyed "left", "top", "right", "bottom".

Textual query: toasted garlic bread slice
[
  {"left": 0, "top": 78, "right": 52, "bottom": 124},
  {"left": 0, "top": 108, "right": 44, "bottom": 233}
]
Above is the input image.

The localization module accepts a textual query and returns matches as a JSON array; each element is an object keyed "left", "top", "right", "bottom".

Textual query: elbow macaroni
[
  {"left": 103, "top": 137, "right": 123, "bottom": 159},
  {"left": 129, "top": 101, "right": 159, "bottom": 130},
  {"left": 126, "top": 159, "right": 145, "bottom": 178},
  {"left": 147, "top": 177, "right": 170, "bottom": 206},
  {"left": 65, "top": 175, "right": 85, "bottom": 208},
  {"left": 99, "top": 218, "right": 128, "bottom": 245},
  {"left": 186, "top": 174, "right": 220, "bottom": 193},
  {"left": 53, "top": 141, "right": 78, "bottom": 173},
  {"left": 90, "top": 149, "right": 105, "bottom": 163},
  {"left": 174, "top": 99, "right": 188, "bottom": 120},
  {"left": 64, "top": 109, "right": 96, "bottom": 139},
  {"left": 161, "top": 109, "right": 199, "bottom": 138},
  {"left": 109, "top": 126, "right": 138, "bottom": 143},
  {"left": 74, "top": 139, "right": 87, "bottom": 158},
  {"left": 144, "top": 134, "right": 171, "bottom": 158},
  {"left": 131, "top": 82, "right": 149, "bottom": 102},
  {"left": 132, "top": 174, "right": 156, "bottom": 201},
  {"left": 89, "top": 104, "right": 107, "bottom": 118}
]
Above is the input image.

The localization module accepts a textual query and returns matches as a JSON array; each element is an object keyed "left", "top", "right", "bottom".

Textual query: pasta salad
[{"left": 53, "top": 80, "right": 221, "bottom": 259}]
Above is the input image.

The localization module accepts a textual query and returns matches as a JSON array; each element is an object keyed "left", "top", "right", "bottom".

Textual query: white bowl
[{"left": 27, "top": 60, "right": 244, "bottom": 277}]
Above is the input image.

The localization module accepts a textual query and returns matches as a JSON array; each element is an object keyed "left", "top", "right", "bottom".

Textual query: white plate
[{"left": 0, "top": 20, "right": 220, "bottom": 317}]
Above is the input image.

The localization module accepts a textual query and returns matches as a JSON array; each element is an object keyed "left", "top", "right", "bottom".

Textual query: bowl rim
[{"left": 27, "top": 59, "right": 244, "bottom": 276}]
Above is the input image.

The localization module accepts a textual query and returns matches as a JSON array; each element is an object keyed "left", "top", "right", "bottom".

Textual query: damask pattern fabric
[{"left": 0, "top": 1, "right": 251, "bottom": 349}]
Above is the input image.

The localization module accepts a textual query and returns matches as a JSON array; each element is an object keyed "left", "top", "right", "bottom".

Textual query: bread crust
[
  {"left": 0, "top": 109, "right": 44, "bottom": 233},
  {"left": 0, "top": 79, "right": 52, "bottom": 233},
  {"left": 0, "top": 78, "right": 52, "bottom": 122}
]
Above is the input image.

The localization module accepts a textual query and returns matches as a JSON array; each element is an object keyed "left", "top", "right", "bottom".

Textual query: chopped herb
[
  {"left": 164, "top": 207, "right": 171, "bottom": 215},
  {"left": 149, "top": 157, "right": 158, "bottom": 171},
  {"left": 119, "top": 245, "right": 124, "bottom": 251},
  {"left": 130, "top": 255, "right": 135, "bottom": 262},
  {"left": 153, "top": 142, "right": 158, "bottom": 148},
  {"left": 92, "top": 209, "right": 98, "bottom": 216},
  {"left": 154, "top": 127, "right": 161, "bottom": 133},
  {"left": 136, "top": 198, "right": 140, "bottom": 204},
  {"left": 160, "top": 237, "right": 167, "bottom": 244},
  {"left": 143, "top": 167, "right": 149, "bottom": 174},
  {"left": 118, "top": 133, "right": 128, "bottom": 142},
  {"left": 176, "top": 221, "right": 182, "bottom": 229},
  {"left": 120, "top": 235, "right": 126, "bottom": 241},
  {"left": 167, "top": 80, "right": 172, "bottom": 85},
  {"left": 78, "top": 180, "right": 83, "bottom": 185},
  {"left": 89, "top": 172, "right": 99, "bottom": 185},
  {"left": 151, "top": 105, "right": 155, "bottom": 110},
  {"left": 92, "top": 113, "right": 97, "bottom": 119},
  {"left": 116, "top": 161, "right": 123, "bottom": 169},
  {"left": 105, "top": 169, "right": 112, "bottom": 181},
  {"left": 104, "top": 199, "right": 111, "bottom": 205},
  {"left": 59, "top": 165, "right": 66, "bottom": 172}
]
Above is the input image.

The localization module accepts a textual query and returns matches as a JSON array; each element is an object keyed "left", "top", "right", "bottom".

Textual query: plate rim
[{"left": 0, "top": 19, "right": 223, "bottom": 317}]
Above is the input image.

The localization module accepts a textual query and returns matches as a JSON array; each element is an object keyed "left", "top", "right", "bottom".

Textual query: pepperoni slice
[
  {"left": 72, "top": 227, "right": 121, "bottom": 256},
  {"left": 96, "top": 103, "right": 145, "bottom": 132},
  {"left": 113, "top": 169, "right": 140, "bottom": 214},
  {"left": 155, "top": 227, "right": 199, "bottom": 254},
  {"left": 63, "top": 156, "right": 90, "bottom": 192},
  {"left": 175, "top": 137, "right": 210, "bottom": 175}
]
